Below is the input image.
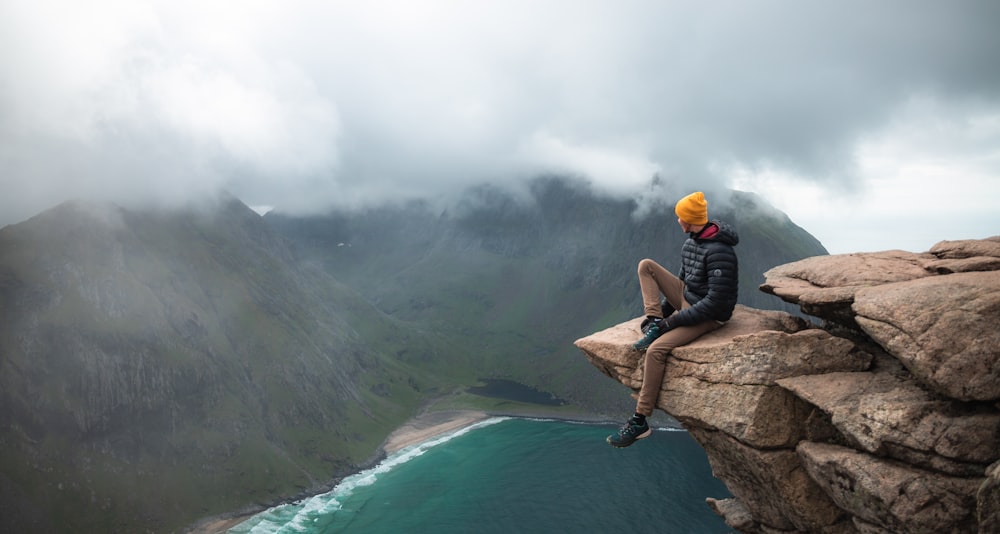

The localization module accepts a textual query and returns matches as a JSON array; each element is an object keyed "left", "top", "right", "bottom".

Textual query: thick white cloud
[
  {"left": 2, "top": 0, "right": 998, "bottom": 252},
  {"left": 728, "top": 95, "right": 1000, "bottom": 252}
]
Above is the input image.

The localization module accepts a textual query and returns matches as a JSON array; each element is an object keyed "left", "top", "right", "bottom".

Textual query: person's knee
[
  {"left": 647, "top": 346, "right": 672, "bottom": 364},
  {"left": 637, "top": 258, "right": 656, "bottom": 274}
]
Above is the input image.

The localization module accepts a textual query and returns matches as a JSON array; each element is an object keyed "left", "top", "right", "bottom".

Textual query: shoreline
[
  {"left": 189, "top": 409, "right": 502, "bottom": 534},
  {"left": 189, "top": 406, "right": 623, "bottom": 533},
  {"left": 381, "top": 409, "right": 492, "bottom": 454}
]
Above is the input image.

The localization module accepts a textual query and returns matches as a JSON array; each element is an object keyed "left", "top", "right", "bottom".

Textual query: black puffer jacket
[{"left": 671, "top": 219, "right": 739, "bottom": 326}]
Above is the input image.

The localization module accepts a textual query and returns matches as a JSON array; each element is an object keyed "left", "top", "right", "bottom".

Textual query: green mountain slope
[
  {"left": 0, "top": 180, "right": 827, "bottom": 532},
  {"left": 266, "top": 178, "right": 828, "bottom": 413},
  {"left": 0, "top": 198, "right": 454, "bottom": 533}
]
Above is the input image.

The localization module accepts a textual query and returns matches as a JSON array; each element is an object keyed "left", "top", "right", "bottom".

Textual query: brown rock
[
  {"left": 692, "top": 428, "right": 847, "bottom": 532},
  {"left": 927, "top": 236, "right": 1000, "bottom": 260},
  {"left": 574, "top": 305, "right": 807, "bottom": 395},
  {"left": 574, "top": 306, "right": 869, "bottom": 448},
  {"left": 923, "top": 255, "right": 1000, "bottom": 274},
  {"left": 795, "top": 286, "right": 862, "bottom": 326},
  {"left": 707, "top": 497, "right": 756, "bottom": 532},
  {"left": 778, "top": 371, "right": 1000, "bottom": 476},
  {"left": 762, "top": 250, "right": 934, "bottom": 292},
  {"left": 671, "top": 329, "right": 867, "bottom": 386},
  {"left": 759, "top": 251, "right": 935, "bottom": 324},
  {"left": 577, "top": 238, "right": 1000, "bottom": 533},
  {"left": 980, "top": 461, "right": 1000, "bottom": 534},
  {"left": 798, "top": 441, "right": 983, "bottom": 533},
  {"left": 663, "top": 378, "right": 814, "bottom": 448},
  {"left": 851, "top": 518, "right": 897, "bottom": 534},
  {"left": 574, "top": 316, "right": 649, "bottom": 390},
  {"left": 852, "top": 271, "right": 1000, "bottom": 401}
]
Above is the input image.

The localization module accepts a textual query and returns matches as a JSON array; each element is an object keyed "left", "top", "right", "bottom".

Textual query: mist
[{"left": 2, "top": 1, "right": 998, "bottom": 252}]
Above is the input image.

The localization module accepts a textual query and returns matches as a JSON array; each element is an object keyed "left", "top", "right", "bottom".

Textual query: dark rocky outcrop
[{"left": 576, "top": 236, "right": 1000, "bottom": 533}]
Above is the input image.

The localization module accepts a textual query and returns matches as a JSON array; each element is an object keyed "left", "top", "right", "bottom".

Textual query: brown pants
[{"left": 635, "top": 258, "right": 723, "bottom": 417}]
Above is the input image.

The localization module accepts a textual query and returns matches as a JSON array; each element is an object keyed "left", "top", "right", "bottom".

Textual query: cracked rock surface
[{"left": 577, "top": 236, "right": 1000, "bottom": 533}]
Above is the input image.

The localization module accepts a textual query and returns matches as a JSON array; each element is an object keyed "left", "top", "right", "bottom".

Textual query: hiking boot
[
  {"left": 632, "top": 318, "right": 666, "bottom": 351},
  {"left": 639, "top": 316, "right": 654, "bottom": 334},
  {"left": 606, "top": 416, "right": 651, "bottom": 448}
]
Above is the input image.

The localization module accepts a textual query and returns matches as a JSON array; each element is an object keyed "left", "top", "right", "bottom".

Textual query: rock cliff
[{"left": 575, "top": 236, "right": 1000, "bottom": 533}]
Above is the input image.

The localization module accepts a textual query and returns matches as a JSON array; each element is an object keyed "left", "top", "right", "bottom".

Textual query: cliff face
[{"left": 575, "top": 236, "right": 1000, "bottom": 533}]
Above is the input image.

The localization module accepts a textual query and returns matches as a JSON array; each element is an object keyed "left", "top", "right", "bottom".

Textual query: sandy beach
[
  {"left": 189, "top": 409, "right": 492, "bottom": 533},
  {"left": 192, "top": 515, "right": 253, "bottom": 534},
  {"left": 381, "top": 409, "right": 490, "bottom": 453},
  {"left": 188, "top": 399, "right": 620, "bottom": 534}
]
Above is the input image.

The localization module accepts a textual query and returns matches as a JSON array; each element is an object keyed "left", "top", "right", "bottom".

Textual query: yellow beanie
[{"left": 675, "top": 191, "right": 709, "bottom": 225}]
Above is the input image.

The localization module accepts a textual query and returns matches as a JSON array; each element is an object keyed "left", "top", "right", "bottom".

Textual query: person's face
[{"left": 677, "top": 217, "right": 693, "bottom": 233}]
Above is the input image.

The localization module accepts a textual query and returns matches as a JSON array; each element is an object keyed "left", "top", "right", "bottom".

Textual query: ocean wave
[{"left": 229, "top": 417, "right": 511, "bottom": 533}]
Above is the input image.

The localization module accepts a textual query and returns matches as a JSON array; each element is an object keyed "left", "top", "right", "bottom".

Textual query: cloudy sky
[{"left": 2, "top": 1, "right": 998, "bottom": 254}]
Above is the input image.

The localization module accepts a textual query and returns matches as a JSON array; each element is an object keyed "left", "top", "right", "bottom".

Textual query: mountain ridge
[
  {"left": 0, "top": 180, "right": 829, "bottom": 532},
  {"left": 0, "top": 197, "right": 445, "bottom": 532},
  {"left": 265, "top": 178, "right": 827, "bottom": 410}
]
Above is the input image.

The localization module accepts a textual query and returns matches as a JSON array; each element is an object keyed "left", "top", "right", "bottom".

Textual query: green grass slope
[
  {"left": 267, "top": 178, "right": 829, "bottom": 414},
  {"left": 0, "top": 198, "right": 459, "bottom": 533}
]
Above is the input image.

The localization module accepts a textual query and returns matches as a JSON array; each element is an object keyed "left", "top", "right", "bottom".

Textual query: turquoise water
[{"left": 230, "top": 418, "right": 732, "bottom": 533}]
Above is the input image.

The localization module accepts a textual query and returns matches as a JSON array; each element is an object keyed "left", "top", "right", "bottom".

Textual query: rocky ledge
[{"left": 575, "top": 236, "right": 1000, "bottom": 533}]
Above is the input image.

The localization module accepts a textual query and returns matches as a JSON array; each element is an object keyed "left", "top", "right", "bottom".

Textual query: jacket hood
[{"left": 695, "top": 220, "right": 739, "bottom": 246}]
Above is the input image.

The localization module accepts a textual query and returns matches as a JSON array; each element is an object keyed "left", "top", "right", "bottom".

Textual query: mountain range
[{"left": 0, "top": 178, "right": 827, "bottom": 532}]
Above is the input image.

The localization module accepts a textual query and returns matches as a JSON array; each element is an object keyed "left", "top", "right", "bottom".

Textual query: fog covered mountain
[
  {"left": 0, "top": 178, "right": 826, "bottom": 532},
  {"left": 266, "top": 177, "right": 827, "bottom": 411},
  {"left": 0, "top": 196, "right": 452, "bottom": 532}
]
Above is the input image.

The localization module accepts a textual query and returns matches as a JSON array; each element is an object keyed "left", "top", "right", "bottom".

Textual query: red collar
[{"left": 696, "top": 223, "right": 718, "bottom": 239}]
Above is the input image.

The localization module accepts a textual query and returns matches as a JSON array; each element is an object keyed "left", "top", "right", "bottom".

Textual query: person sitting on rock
[{"left": 607, "top": 191, "right": 740, "bottom": 447}]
